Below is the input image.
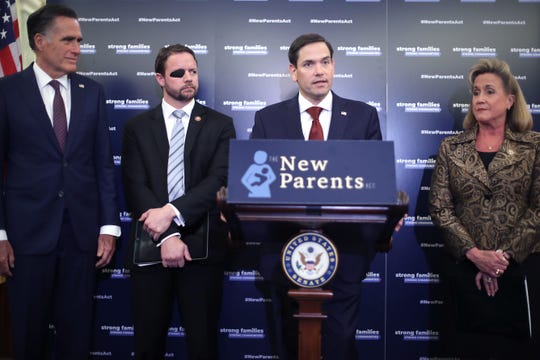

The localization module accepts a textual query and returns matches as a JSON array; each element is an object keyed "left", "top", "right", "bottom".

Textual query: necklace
[
  {"left": 477, "top": 128, "right": 504, "bottom": 152},
  {"left": 478, "top": 139, "right": 502, "bottom": 152}
]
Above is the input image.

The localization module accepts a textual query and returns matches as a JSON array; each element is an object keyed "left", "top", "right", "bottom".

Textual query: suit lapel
[
  {"left": 462, "top": 144, "right": 490, "bottom": 188},
  {"left": 446, "top": 130, "right": 489, "bottom": 187},
  {"left": 149, "top": 106, "right": 169, "bottom": 167},
  {"left": 20, "top": 67, "right": 62, "bottom": 152},
  {"left": 488, "top": 132, "right": 533, "bottom": 177},
  {"left": 328, "top": 93, "right": 349, "bottom": 140},
  {"left": 183, "top": 102, "right": 207, "bottom": 190},
  {"left": 285, "top": 96, "right": 305, "bottom": 139},
  {"left": 185, "top": 102, "right": 205, "bottom": 156},
  {"left": 66, "top": 74, "right": 86, "bottom": 153}
]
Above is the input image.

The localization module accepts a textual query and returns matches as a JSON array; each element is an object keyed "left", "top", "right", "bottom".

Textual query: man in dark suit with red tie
[
  {"left": 121, "top": 44, "right": 236, "bottom": 360},
  {"left": 251, "top": 33, "right": 384, "bottom": 360},
  {"left": 0, "top": 4, "right": 120, "bottom": 359}
]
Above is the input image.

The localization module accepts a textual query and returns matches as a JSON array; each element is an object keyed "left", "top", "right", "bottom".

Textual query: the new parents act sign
[{"left": 227, "top": 140, "right": 397, "bottom": 205}]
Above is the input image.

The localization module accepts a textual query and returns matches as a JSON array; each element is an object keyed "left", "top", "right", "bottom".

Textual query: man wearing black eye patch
[
  {"left": 121, "top": 44, "right": 236, "bottom": 360},
  {"left": 170, "top": 69, "right": 185, "bottom": 78}
]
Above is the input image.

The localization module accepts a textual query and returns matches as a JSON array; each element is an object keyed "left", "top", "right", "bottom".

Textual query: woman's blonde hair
[{"left": 463, "top": 58, "right": 532, "bottom": 132}]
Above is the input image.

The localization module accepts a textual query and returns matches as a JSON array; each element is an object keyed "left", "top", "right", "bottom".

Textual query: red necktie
[
  {"left": 49, "top": 80, "right": 67, "bottom": 152},
  {"left": 307, "top": 106, "right": 323, "bottom": 140}
]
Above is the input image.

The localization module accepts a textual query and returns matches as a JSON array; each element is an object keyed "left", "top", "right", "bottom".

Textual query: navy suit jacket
[
  {"left": 121, "top": 102, "right": 236, "bottom": 262},
  {"left": 251, "top": 92, "right": 384, "bottom": 283},
  {"left": 251, "top": 92, "right": 381, "bottom": 141},
  {"left": 0, "top": 65, "right": 119, "bottom": 255}
]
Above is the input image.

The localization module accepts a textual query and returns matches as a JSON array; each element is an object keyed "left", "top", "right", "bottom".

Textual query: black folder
[{"left": 133, "top": 213, "right": 209, "bottom": 266}]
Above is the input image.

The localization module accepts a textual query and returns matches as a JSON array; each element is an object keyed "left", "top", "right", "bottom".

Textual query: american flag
[{"left": 0, "top": 0, "right": 21, "bottom": 77}]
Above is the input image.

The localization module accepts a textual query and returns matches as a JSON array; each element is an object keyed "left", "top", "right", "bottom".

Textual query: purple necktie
[{"left": 49, "top": 80, "right": 67, "bottom": 152}]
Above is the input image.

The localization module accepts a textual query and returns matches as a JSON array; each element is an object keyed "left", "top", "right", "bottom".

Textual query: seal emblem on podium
[{"left": 282, "top": 232, "right": 339, "bottom": 288}]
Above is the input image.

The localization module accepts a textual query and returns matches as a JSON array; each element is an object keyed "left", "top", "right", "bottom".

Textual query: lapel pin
[
  {"left": 195, "top": 116, "right": 202, "bottom": 122},
  {"left": 79, "top": 84, "right": 85, "bottom": 88},
  {"left": 341, "top": 111, "right": 347, "bottom": 116}
]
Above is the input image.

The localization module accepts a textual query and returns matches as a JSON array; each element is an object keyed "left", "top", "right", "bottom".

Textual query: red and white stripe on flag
[{"left": 0, "top": 0, "right": 22, "bottom": 77}]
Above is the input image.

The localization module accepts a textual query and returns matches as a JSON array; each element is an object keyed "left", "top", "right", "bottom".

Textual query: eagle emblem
[
  {"left": 297, "top": 248, "right": 323, "bottom": 274},
  {"left": 282, "top": 232, "right": 339, "bottom": 288}
]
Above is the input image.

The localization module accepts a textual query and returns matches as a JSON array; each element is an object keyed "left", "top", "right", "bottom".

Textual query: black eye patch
[{"left": 170, "top": 69, "right": 185, "bottom": 78}]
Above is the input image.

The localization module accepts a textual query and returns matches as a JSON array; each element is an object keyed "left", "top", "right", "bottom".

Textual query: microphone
[{"left": 170, "top": 69, "right": 185, "bottom": 78}]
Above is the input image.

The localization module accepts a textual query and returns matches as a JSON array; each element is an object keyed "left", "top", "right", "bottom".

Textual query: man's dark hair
[
  {"left": 155, "top": 44, "right": 197, "bottom": 76},
  {"left": 27, "top": 4, "right": 78, "bottom": 51},
  {"left": 288, "top": 33, "right": 334, "bottom": 67}
]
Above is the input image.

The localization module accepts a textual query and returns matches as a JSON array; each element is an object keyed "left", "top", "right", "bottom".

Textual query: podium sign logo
[
  {"left": 240, "top": 150, "right": 277, "bottom": 198},
  {"left": 228, "top": 139, "right": 397, "bottom": 205},
  {"left": 282, "top": 232, "right": 338, "bottom": 288}
]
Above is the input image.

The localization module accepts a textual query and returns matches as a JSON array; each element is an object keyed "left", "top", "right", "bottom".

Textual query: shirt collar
[
  {"left": 33, "top": 62, "right": 69, "bottom": 91},
  {"left": 298, "top": 91, "right": 333, "bottom": 113},
  {"left": 162, "top": 98, "right": 195, "bottom": 120}
]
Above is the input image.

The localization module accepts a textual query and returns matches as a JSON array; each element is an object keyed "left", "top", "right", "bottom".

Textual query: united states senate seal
[{"left": 281, "top": 232, "right": 338, "bottom": 288}]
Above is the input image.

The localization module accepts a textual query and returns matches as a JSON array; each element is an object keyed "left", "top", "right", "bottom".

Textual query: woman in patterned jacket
[{"left": 429, "top": 58, "right": 540, "bottom": 359}]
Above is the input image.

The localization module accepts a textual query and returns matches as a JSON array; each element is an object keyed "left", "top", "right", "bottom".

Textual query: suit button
[
  {"left": 58, "top": 190, "right": 64, "bottom": 198},
  {"left": 63, "top": 161, "right": 68, "bottom": 167}
]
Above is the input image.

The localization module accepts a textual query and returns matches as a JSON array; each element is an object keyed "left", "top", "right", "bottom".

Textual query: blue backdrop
[{"left": 48, "top": 0, "right": 540, "bottom": 358}]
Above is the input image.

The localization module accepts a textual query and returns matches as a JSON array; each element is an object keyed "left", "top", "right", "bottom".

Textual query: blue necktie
[{"left": 167, "top": 110, "right": 186, "bottom": 201}]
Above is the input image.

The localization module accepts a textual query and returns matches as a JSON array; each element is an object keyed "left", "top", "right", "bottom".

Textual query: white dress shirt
[{"left": 298, "top": 92, "right": 333, "bottom": 140}]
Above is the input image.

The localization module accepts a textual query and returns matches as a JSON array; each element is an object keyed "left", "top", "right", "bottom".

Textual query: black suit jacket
[{"left": 121, "top": 102, "right": 236, "bottom": 263}]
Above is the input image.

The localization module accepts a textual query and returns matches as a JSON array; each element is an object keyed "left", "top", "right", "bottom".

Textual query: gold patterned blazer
[{"left": 429, "top": 127, "right": 540, "bottom": 263}]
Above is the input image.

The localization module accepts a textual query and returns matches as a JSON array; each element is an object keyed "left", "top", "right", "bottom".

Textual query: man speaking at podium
[{"left": 251, "top": 33, "right": 383, "bottom": 360}]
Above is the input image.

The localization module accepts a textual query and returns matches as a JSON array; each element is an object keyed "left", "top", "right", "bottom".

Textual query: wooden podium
[
  {"left": 221, "top": 195, "right": 408, "bottom": 360},
  {"left": 224, "top": 139, "right": 408, "bottom": 359}
]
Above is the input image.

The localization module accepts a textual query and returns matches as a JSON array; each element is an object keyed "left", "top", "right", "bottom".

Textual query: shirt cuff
[
  {"left": 100, "top": 225, "right": 121, "bottom": 237},
  {"left": 0, "top": 227, "right": 121, "bottom": 241},
  {"left": 156, "top": 232, "right": 181, "bottom": 247},
  {"left": 167, "top": 203, "right": 185, "bottom": 227}
]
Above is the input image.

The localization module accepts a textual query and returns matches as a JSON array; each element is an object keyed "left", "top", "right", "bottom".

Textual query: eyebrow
[
  {"left": 302, "top": 56, "right": 331, "bottom": 64},
  {"left": 61, "top": 36, "right": 83, "bottom": 42}
]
